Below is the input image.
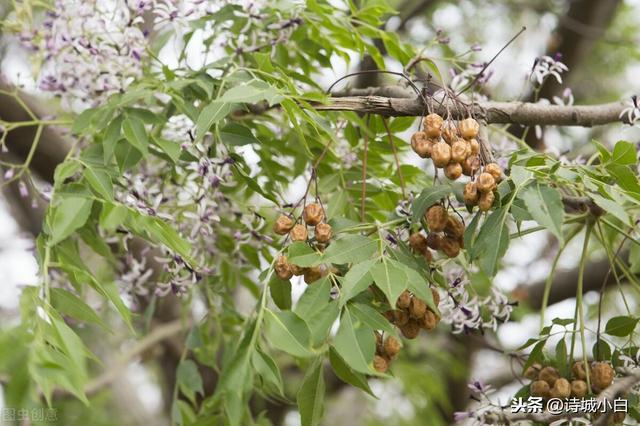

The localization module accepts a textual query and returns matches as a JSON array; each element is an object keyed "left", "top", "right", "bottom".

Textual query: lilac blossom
[
  {"left": 531, "top": 54, "right": 569, "bottom": 87},
  {"left": 620, "top": 95, "right": 640, "bottom": 126}
]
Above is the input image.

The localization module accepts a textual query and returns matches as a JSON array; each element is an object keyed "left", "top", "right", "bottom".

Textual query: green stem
[{"left": 577, "top": 224, "right": 592, "bottom": 392}]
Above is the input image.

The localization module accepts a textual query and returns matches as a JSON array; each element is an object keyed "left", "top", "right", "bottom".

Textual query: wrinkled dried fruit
[
  {"left": 273, "top": 215, "right": 293, "bottom": 235},
  {"left": 478, "top": 191, "right": 495, "bottom": 212},
  {"left": 424, "top": 249, "right": 433, "bottom": 263},
  {"left": 451, "top": 140, "right": 470, "bottom": 163},
  {"left": 476, "top": 172, "right": 496, "bottom": 193},
  {"left": 291, "top": 224, "right": 308, "bottom": 241},
  {"left": 303, "top": 266, "right": 323, "bottom": 284},
  {"left": 444, "top": 215, "right": 465, "bottom": 239},
  {"left": 418, "top": 310, "right": 437, "bottom": 330},
  {"left": 571, "top": 380, "right": 588, "bottom": 398},
  {"left": 409, "top": 233, "right": 428, "bottom": 255},
  {"left": 426, "top": 233, "right": 443, "bottom": 250},
  {"left": 441, "top": 236, "right": 461, "bottom": 258},
  {"left": 550, "top": 378, "right": 571, "bottom": 399},
  {"left": 392, "top": 309, "right": 409, "bottom": 326},
  {"left": 396, "top": 290, "right": 411, "bottom": 310},
  {"left": 591, "top": 362, "right": 614, "bottom": 392},
  {"left": 275, "top": 256, "right": 293, "bottom": 280},
  {"left": 431, "top": 142, "right": 452, "bottom": 167},
  {"left": 463, "top": 182, "right": 480, "bottom": 205},
  {"left": 524, "top": 363, "right": 542, "bottom": 380},
  {"left": 303, "top": 203, "right": 324, "bottom": 226},
  {"left": 539, "top": 366, "right": 560, "bottom": 387},
  {"left": 290, "top": 263, "right": 304, "bottom": 276},
  {"left": 485, "top": 163, "right": 503, "bottom": 182},
  {"left": 462, "top": 155, "right": 481, "bottom": 176},
  {"left": 383, "top": 336, "right": 401, "bottom": 358},
  {"left": 409, "top": 297, "right": 427, "bottom": 319},
  {"left": 411, "top": 132, "right": 432, "bottom": 158},
  {"left": 468, "top": 138, "right": 480, "bottom": 155},
  {"left": 423, "top": 113, "right": 444, "bottom": 138},
  {"left": 400, "top": 320, "right": 421, "bottom": 339},
  {"left": 431, "top": 288, "right": 440, "bottom": 306},
  {"left": 460, "top": 118, "right": 480, "bottom": 140},
  {"left": 530, "top": 380, "right": 550, "bottom": 398},
  {"left": 444, "top": 162, "right": 463, "bottom": 180},
  {"left": 373, "top": 355, "right": 389, "bottom": 373},
  {"left": 315, "top": 222, "right": 333, "bottom": 243},
  {"left": 442, "top": 122, "right": 459, "bottom": 144},
  {"left": 426, "top": 205, "right": 448, "bottom": 232},
  {"left": 572, "top": 361, "right": 588, "bottom": 380}
]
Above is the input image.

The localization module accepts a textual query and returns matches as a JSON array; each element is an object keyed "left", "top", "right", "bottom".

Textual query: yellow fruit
[
  {"left": 411, "top": 132, "right": 432, "bottom": 158},
  {"left": 444, "top": 162, "right": 462, "bottom": 180},
  {"left": 423, "top": 113, "right": 444, "bottom": 138},
  {"left": 524, "top": 363, "right": 541, "bottom": 380},
  {"left": 478, "top": 191, "right": 495, "bottom": 212},
  {"left": 539, "top": 366, "right": 560, "bottom": 387},
  {"left": 591, "top": 362, "right": 614, "bottom": 392},
  {"left": 431, "top": 142, "right": 451, "bottom": 167},
  {"left": 463, "top": 182, "right": 480, "bottom": 205},
  {"left": 571, "top": 380, "right": 588, "bottom": 398},
  {"left": 468, "top": 138, "right": 480, "bottom": 155},
  {"left": 314, "top": 223, "right": 332, "bottom": 243},
  {"left": 451, "top": 140, "right": 470, "bottom": 163},
  {"left": 476, "top": 172, "right": 496, "bottom": 193},
  {"left": 460, "top": 118, "right": 480, "bottom": 140},
  {"left": 572, "top": 361, "right": 588, "bottom": 380},
  {"left": 442, "top": 122, "right": 459, "bottom": 144},
  {"left": 462, "top": 155, "right": 480, "bottom": 176},
  {"left": 290, "top": 224, "right": 308, "bottom": 241},
  {"left": 273, "top": 215, "right": 293, "bottom": 235},
  {"left": 530, "top": 380, "right": 550, "bottom": 398},
  {"left": 484, "top": 162, "right": 503, "bottom": 182},
  {"left": 550, "top": 378, "right": 571, "bottom": 399}
]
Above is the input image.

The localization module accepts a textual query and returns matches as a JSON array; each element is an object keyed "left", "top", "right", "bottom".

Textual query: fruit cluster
[
  {"left": 411, "top": 114, "right": 504, "bottom": 212},
  {"left": 525, "top": 361, "right": 615, "bottom": 399},
  {"left": 385, "top": 289, "right": 440, "bottom": 339},
  {"left": 410, "top": 204, "right": 465, "bottom": 260},
  {"left": 273, "top": 203, "right": 333, "bottom": 284},
  {"left": 373, "top": 333, "right": 402, "bottom": 373}
]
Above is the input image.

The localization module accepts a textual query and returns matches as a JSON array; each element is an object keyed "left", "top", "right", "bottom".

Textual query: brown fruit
[
  {"left": 444, "top": 216, "right": 465, "bottom": 239},
  {"left": 441, "top": 122, "right": 459, "bottom": 144},
  {"left": 303, "top": 266, "right": 323, "bottom": 284},
  {"left": 476, "top": 172, "right": 496, "bottom": 193},
  {"left": 273, "top": 215, "right": 294, "bottom": 235},
  {"left": 383, "top": 336, "right": 401, "bottom": 358},
  {"left": 431, "top": 142, "right": 451, "bottom": 167},
  {"left": 303, "top": 203, "right": 324, "bottom": 226},
  {"left": 290, "top": 224, "right": 308, "bottom": 241},
  {"left": 424, "top": 249, "right": 433, "bottom": 263},
  {"left": 290, "top": 263, "right": 304, "bottom": 276},
  {"left": 572, "top": 361, "right": 588, "bottom": 380},
  {"left": 409, "top": 297, "right": 427, "bottom": 319},
  {"left": 418, "top": 310, "right": 437, "bottom": 330},
  {"left": 484, "top": 163, "right": 503, "bottom": 182},
  {"left": 409, "top": 233, "right": 428, "bottom": 255},
  {"left": 426, "top": 233, "right": 443, "bottom": 250},
  {"left": 314, "top": 222, "right": 332, "bottom": 243},
  {"left": 375, "top": 331, "right": 383, "bottom": 349},
  {"left": 468, "top": 138, "right": 480, "bottom": 155},
  {"left": 423, "top": 113, "right": 444, "bottom": 138},
  {"left": 460, "top": 118, "right": 480, "bottom": 140},
  {"left": 539, "top": 366, "right": 560, "bottom": 387},
  {"left": 392, "top": 309, "right": 409, "bottom": 326},
  {"left": 275, "top": 256, "right": 293, "bottom": 280},
  {"left": 571, "top": 380, "right": 588, "bottom": 398},
  {"left": 440, "top": 236, "right": 461, "bottom": 258},
  {"left": 400, "top": 320, "right": 421, "bottom": 339},
  {"left": 478, "top": 191, "right": 495, "bottom": 212},
  {"left": 462, "top": 155, "right": 481, "bottom": 176},
  {"left": 524, "top": 363, "right": 542, "bottom": 380},
  {"left": 613, "top": 411, "right": 626, "bottom": 424},
  {"left": 444, "top": 162, "right": 463, "bottom": 180},
  {"left": 451, "top": 140, "right": 470, "bottom": 163},
  {"left": 591, "top": 362, "right": 614, "bottom": 392},
  {"left": 373, "top": 355, "right": 389, "bottom": 373},
  {"left": 430, "top": 288, "right": 440, "bottom": 306},
  {"left": 463, "top": 182, "right": 480, "bottom": 206},
  {"left": 530, "top": 380, "right": 550, "bottom": 398},
  {"left": 411, "top": 132, "right": 432, "bottom": 158},
  {"left": 425, "top": 205, "right": 448, "bottom": 232},
  {"left": 549, "top": 378, "right": 571, "bottom": 399},
  {"left": 396, "top": 290, "right": 411, "bottom": 310}
]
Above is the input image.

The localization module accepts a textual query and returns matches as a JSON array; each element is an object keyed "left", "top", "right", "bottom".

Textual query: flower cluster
[
  {"left": 453, "top": 380, "right": 502, "bottom": 425},
  {"left": 620, "top": 95, "right": 640, "bottom": 126},
  {"left": 531, "top": 54, "right": 569, "bottom": 87}
]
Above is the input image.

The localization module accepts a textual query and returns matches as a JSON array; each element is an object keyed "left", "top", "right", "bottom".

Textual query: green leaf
[
  {"left": 288, "top": 242, "right": 322, "bottom": 267},
  {"left": 219, "top": 123, "right": 260, "bottom": 146},
  {"left": 219, "top": 80, "right": 281, "bottom": 105},
  {"left": 349, "top": 302, "right": 396, "bottom": 336},
  {"left": 328, "top": 347, "right": 374, "bottom": 396},
  {"left": 177, "top": 359, "right": 204, "bottom": 400},
  {"left": 593, "top": 340, "right": 612, "bottom": 361},
  {"left": 114, "top": 139, "right": 142, "bottom": 171},
  {"left": 605, "top": 316, "right": 638, "bottom": 337},
  {"left": 340, "top": 259, "right": 375, "bottom": 305},
  {"left": 611, "top": 140, "right": 637, "bottom": 166},
  {"left": 306, "top": 300, "right": 340, "bottom": 347},
  {"left": 591, "top": 192, "right": 631, "bottom": 226},
  {"left": 263, "top": 310, "right": 313, "bottom": 358},
  {"left": 295, "top": 276, "right": 331, "bottom": 320},
  {"left": 195, "top": 101, "right": 233, "bottom": 141},
  {"left": 252, "top": 349, "right": 284, "bottom": 395},
  {"left": 370, "top": 259, "right": 407, "bottom": 306},
  {"left": 297, "top": 358, "right": 325, "bottom": 426},
  {"left": 151, "top": 136, "right": 181, "bottom": 163},
  {"left": 102, "top": 114, "right": 123, "bottom": 163},
  {"left": 412, "top": 185, "right": 451, "bottom": 223},
  {"left": 84, "top": 167, "right": 113, "bottom": 201},
  {"left": 332, "top": 308, "right": 375, "bottom": 374},
  {"left": 323, "top": 235, "right": 377, "bottom": 265},
  {"left": 469, "top": 206, "right": 510, "bottom": 277},
  {"left": 520, "top": 183, "right": 564, "bottom": 245},
  {"left": 50, "top": 288, "right": 108, "bottom": 329},
  {"left": 72, "top": 108, "right": 98, "bottom": 134},
  {"left": 122, "top": 116, "right": 149, "bottom": 156},
  {"left": 269, "top": 276, "right": 292, "bottom": 310},
  {"left": 99, "top": 202, "right": 129, "bottom": 231},
  {"left": 47, "top": 196, "right": 93, "bottom": 245}
]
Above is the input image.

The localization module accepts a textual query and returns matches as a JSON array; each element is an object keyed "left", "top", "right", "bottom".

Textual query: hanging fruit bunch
[
  {"left": 411, "top": 113, "right": 504, "bottom": 212},
  {"left": 385, "top": 288, "right": 440, "bottom": 340},
  {"left": 273, "top": 201, "right": 332, "bottom": 284},
  {"left": 373, "top": 333, "right": 402, "bottom": 373}
]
